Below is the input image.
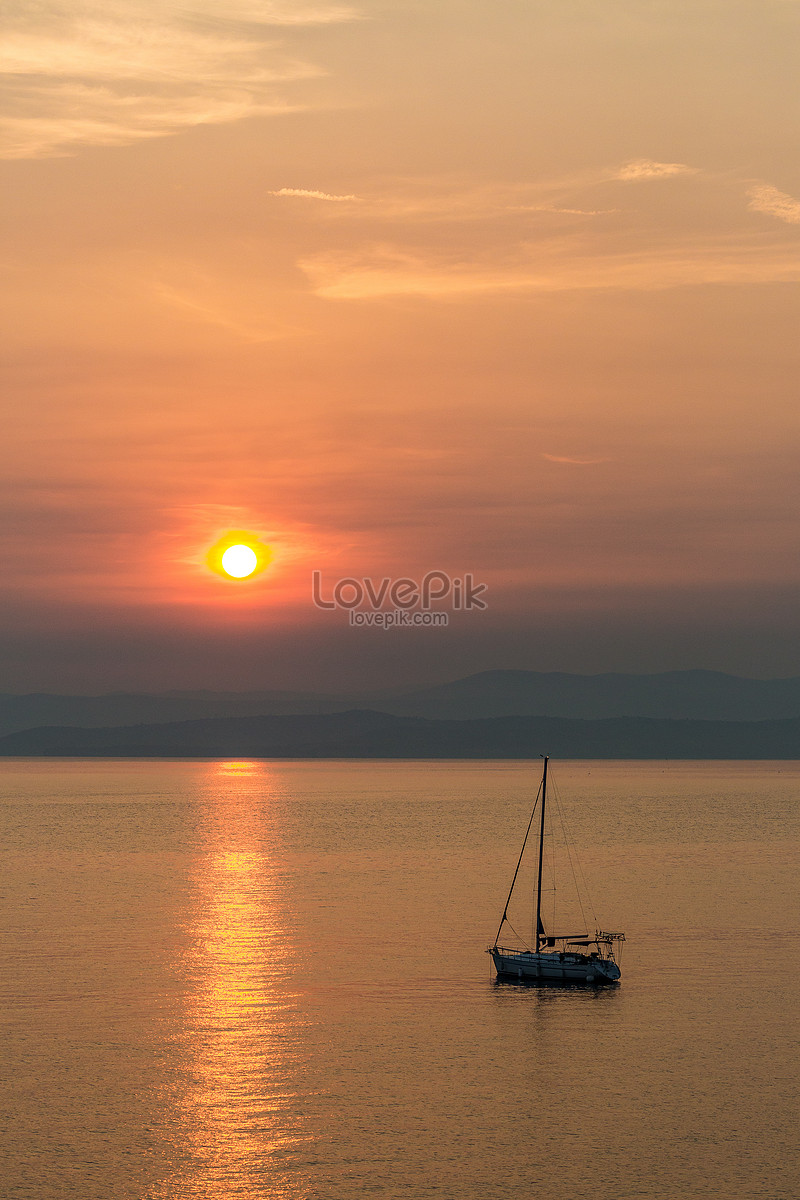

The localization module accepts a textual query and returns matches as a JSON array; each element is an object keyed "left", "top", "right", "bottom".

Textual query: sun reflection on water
[
  {"left": 149, "top": 761, "right": 309, "bottom": 1199},
  {"left": 216, "top": 760, "right": 262, "bottom": 777}
]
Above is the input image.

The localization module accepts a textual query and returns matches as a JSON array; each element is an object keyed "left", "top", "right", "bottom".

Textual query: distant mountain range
[
  {"left": 0, "top": 688, "right": 346, "bottom": 737},
  {"left": 0, "top": 709, "right": 799, "bottom": 759},
  {"left": 3, "top": 670, "right": 800, "bottom": 737},
  {"left": 374, "top": 669, "right": 800, "bottom": 721}
]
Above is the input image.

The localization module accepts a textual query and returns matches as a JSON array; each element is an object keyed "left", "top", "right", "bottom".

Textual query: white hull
[{"left": 490, "top": 948, "right": 620, "bottom": 985}]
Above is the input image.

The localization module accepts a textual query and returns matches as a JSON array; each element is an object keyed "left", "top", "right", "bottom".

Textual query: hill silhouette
[
  {"left": 3, "top": 669, "right": 800, "bottom": 737},
  {"left": 1, "top": 709, "right": 798, "bottom": 758}
]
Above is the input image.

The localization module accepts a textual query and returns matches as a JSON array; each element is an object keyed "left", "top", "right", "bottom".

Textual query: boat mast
[{"left": 534, "top": 755, "right": 548, "bottom": 952}]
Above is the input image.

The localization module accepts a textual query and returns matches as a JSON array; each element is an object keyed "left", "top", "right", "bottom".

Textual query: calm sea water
[{"left": 1, "top": 758, "right": 798, "bottom": 1200}]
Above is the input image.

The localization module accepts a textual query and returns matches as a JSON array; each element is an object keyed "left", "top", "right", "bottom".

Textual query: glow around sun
[{"left": 206, "top": 531, "right": 272, "bottom": 581}]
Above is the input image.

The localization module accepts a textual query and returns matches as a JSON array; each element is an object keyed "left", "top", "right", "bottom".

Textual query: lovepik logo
[{"left": 311, "top": 570, "right": 488, "bottom": 614}]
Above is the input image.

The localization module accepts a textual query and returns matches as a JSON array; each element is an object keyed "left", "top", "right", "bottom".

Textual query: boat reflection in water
[{"left": 150, "top": 760, "right": 309, "bottom": 1200}]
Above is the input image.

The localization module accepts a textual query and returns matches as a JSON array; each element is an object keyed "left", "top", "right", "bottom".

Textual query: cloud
[
  {"left": 153, "top": 280, "right": 288, "bottom": 343},
  {"left": 299, "top": 235, "right": 800, "bottom": 300},
  {"left": 194, "top": 1, "right": 357, "bottom": 23},
  {"left": 375, "top": 179, "right": 620, "bottom": 223},
  {"left": 0, "top": 0, "right": 357, "bottom": 158},
  {"left": 287, "top": 167, "right": 800, "bottom": 303},
  {"left": 0, "top": 84, "right": 305, "bottom": 159},
  {"left": 615, "top": 159, "right": 696, "bottom": 181},
  {"left": 542, "top": 454, "right": 609, "bottom": 465},
  {"left": 747, "top": 183, "right": 800, "bottom": 224},
  {"left": 268, "top": 167, "right": 687, "bottom": 228},
  {"left": 509, "top": 205, "right": 618, "bottom": 216},
  {"left": 298, "top": 247, "right": 533, "bottom": 299},
  {"left": 269, "top": 188, "right": 360, "bottom": 202}
]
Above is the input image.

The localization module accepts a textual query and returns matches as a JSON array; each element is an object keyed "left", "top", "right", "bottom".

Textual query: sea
[{"left": 1, "top": 758, "right": 798, "bottom": 1200}]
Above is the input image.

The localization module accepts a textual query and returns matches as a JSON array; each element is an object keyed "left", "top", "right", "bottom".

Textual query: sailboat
[{"left": 488, "top": 756, "right": 625, "bottom": 984}]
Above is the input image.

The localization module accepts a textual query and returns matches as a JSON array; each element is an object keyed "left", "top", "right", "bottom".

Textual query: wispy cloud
[
  {"left": 299, "top": 234, "right": 800, "bottom": 300},
  {"left": 0, "top": 85, "right": 305, "bottom": 160},
  {"left": 747, "top": 183, "right": 800, "bottom": 224},
  {"left": 542, "top": 454, "right": 609, "bottom": 465},
  {"left": 269, "top": 188, "right": 360, "bottom": 202},
  {"left": 614, "top": 159, "right": 696, "bottom": 181},
  {"left": 269, "top": 167, "right": 685, "bottom": 227},
  {"left": 344, "top": 178, "right": 618, "bottom": 222},
  {"left": 509, "top": 205, "right": 618, "bottom": 216},
  {"left": 153, "top": 280, "right": 289, "bottom": 343},
  {"left": 0, "top": 0, "right": 357, "bottom": 158}
]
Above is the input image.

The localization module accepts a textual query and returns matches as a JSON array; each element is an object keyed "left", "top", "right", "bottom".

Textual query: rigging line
[
  {"left": 550, "top": 772, "right": 591, "bottom": 932},
  {"left": 574, "top": 843, "right": 598, "bottom": 928},
  {"left": 545, "top": 773, "right": 564, "bottom": 921},
  {"left": 548, "top": 773, "right": 571, "bottom": 932},
  {"left": 553, "top": 774, "right": 587, "bottom": 930},
  {"left": 552, "top": 772, "right": 597, "bottom": 929},
  {"left": 544, "top": 780, "right": 557, "bottom": 936},
  {"left": 565, "top": 779, "right": 599, "bottom": 927},
  {"left": 503, "top": 917, "right": 528, "bottom": 949},
  {"left": 493, "top": 779, "right": 543, "bottom": 947}
]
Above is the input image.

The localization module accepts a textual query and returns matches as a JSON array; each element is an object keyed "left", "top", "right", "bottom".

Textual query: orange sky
[{"left": 2, "top": 0, "right": 799, "bottom": 690}]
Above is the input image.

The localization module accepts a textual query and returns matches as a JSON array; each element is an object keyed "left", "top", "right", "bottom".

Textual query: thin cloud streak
[
  {"left": 542, "top": 454, "right": 610, "bottom": 465},
  {"left": 308, "top": 176, "right": 624, "bottom": 223},
  {"left": 0, "top": 0, "right": 357, "bottom": 158},
  {"left": 510, "top": 205, "right": 619, "bottom": 216},
  {"left": 747, "top": 183, "right": 800, "bottom": 224},
  {"left": 299, "top": 235, "right": 800, "bottom": 299},
  {"left": 153, "top": 282, "right": 290, "bottom": 344},
  {"left": 261, "top": 163, "right": 699, "bottom": 225},
  {"left": 269, "top": 188, "right": 360, "bottom": 201},
  {"left": 614, "top": 159, "right": 697, "bottom": 181},
  {"left": 0, "top": 87, "right": 305, "bottom": 159}
]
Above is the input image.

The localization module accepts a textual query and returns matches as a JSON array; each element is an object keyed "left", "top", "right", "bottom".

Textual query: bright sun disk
[{"left": 221, "top": 543, "right": 259, "bottom": 578}]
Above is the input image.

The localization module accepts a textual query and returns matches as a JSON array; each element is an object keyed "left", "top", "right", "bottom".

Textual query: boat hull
[{"left": 490, "top": 948, "right": 620, "bottom": 985}]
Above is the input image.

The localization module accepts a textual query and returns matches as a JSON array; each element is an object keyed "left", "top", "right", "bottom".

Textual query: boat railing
[
  {"left": 489, "top": 943, "right": 615, "bottom": 961},
  {"left": 489, "top": 945, "right": 529, "bottom": 955}
]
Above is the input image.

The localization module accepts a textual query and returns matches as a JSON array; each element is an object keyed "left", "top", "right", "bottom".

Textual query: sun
[
  {"left": 206, "top": 530, "right": 272, "bottom": 580},
  {"left": 221, "top": 544, "right": 258, "bottom": 578}
]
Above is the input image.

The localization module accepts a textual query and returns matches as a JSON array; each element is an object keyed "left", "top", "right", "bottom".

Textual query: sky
[{"left": 2, "top": 0, "right": 800, "bottom": 693}]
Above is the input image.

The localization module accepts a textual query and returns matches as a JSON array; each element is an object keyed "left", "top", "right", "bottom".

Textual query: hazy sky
[{"left": 2, "top": 0, "right": 800, "bottom": 691}]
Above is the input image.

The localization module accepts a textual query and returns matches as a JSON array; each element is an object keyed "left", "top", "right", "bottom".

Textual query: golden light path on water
[
  {"left": 2, "top": 760, "right": 799, "bottom": 1200},
  {"left": 148, "top": 761, "right": 309, "bottom": 1200}
]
